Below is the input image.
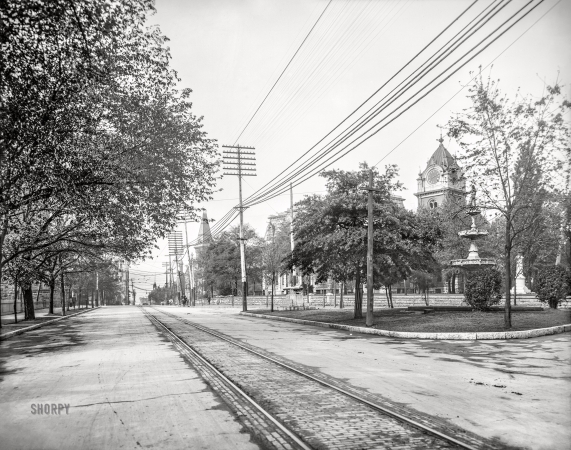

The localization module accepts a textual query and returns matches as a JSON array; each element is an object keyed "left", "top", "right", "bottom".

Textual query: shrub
[
  {"left": 535, "top": 265, "right": 569, "bottom": 309},
  {"left": 464, "top": 268, "right": 502, "bottom": 311}
]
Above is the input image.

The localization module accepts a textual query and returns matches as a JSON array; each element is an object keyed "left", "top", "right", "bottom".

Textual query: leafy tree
[
  {"left": 535, "top": 266, "right": 568, "bottom": 309},
  {"left": 287, "top": 163, "right": 443, "bottom": 319},
  {"left": 226, "top": 224, "right": 264, "bottom": 296},
  {"left": 0, "top": 0, "right": 218, "bottom": 314},
  {"left": 447, "top": 71, "right": 570, "bottom": 328},
  {"left": 464, "top": 268, "right": 503, "bottom": 311}
]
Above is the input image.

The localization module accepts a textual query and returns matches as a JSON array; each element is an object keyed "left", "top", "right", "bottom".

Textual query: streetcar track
[
  {"left": 142, "top": 307, "right": 310, "bottom": 450},
  {"left": 144, "top": 306, "right": 500, "bottom": 450}
]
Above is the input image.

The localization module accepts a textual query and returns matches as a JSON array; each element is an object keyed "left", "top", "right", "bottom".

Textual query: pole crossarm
[{"left": 221, "top": 144, "right": 257, "bottom": 312}]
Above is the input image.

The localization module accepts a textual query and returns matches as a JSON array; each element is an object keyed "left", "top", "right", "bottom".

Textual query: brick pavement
[{"left": 145, "top": 308, "right": 476, "bottom": 450}]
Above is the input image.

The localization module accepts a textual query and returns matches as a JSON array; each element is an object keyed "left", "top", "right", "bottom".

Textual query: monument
[{"left": 511, "top": 252, "right": 532, "bottom": 294}]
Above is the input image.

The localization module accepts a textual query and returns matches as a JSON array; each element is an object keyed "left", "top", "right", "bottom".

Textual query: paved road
[
  {"left": 0, "top": 307, "right": 261, "bottom": 450},
  {"left": 160, "top": 306, "right": 571, "bottom": 450},
  {"left": 2, "top": 305, "right": 569, "bottom": 450}
]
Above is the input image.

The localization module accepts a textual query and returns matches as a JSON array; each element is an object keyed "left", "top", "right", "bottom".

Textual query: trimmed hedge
[
  {"left": 464, "top": 268, "right": 503, "bottom": 311},
  {"left": 535, "top": 265, "right": 569, "bottom": 309}
]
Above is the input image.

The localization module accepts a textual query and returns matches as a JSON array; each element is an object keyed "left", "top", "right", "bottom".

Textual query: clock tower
[{"left": 414, "top": 137, "right": 465, "bottom": 210}]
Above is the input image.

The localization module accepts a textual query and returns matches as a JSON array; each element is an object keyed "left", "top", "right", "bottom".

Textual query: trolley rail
[{"left": 143, "top": 306, "right": 496, "bottom": 450}]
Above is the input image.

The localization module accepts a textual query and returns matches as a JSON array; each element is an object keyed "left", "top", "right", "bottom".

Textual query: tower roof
[
  {"left": 196, "top": 210, "right": 212, "bottom": 245},
  {"left": 428, "top": 138, "right": 457, "bottom": 169}
]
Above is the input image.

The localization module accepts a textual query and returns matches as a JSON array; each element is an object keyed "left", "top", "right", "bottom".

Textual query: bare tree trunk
[
  {"left": 504, "top": 219, "right": 512, "bottom": 328},
  {"left": 271, "top": 272, "right": 275, "bottom": 312},
  {"left": 354, "top": 271, "right": 362, "bottom": 319},
  {"left": 22, "top": 283, "right": 35, "bottom": 320},
  {"left": 385, "top": 286, "right": 390, "bottom": 307},
  {"left": 340, "top": 282, "right": 344, "bottom": 309},
  {"left": 35, "top": 282, "right": 42, "bottom": 307},
  {"left": 60, "top": 273, "right": 66, "bottom": 316},
  {"left": 389, "top": 284, "right": 394, "bottom": 308},
  {"left": 13, "top": 281, "right": 18, "bottom": 323},
  {"left": 49, "top": 279, "right": 55, "bottom": 314}
]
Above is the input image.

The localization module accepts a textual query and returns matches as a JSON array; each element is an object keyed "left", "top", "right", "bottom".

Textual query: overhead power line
[
  {"left": 195, "top": 0, "right": 550, "bottom": 242},
  {"left": 243, "top": 0, "right": 544, "bottom": 207},
  {"left": 232, "top": 0, "right": 333, "bottom": 145}
]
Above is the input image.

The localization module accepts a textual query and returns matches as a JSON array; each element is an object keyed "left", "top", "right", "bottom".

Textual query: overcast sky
[{"left": 131, "top": 0, "right": 571, "bottom": 293}]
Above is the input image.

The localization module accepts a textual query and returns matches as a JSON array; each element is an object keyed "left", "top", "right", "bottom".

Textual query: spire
[
  {"left": 429, "top": 136, "right": 455, "bottom": 168},
  {"left": 197, "top": 210, "right": 212, "bottom": 245}
]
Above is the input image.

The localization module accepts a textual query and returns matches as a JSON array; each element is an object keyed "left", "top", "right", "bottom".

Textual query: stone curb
[
  {"left": 240, "top": 312, "right": 571, "bottom": 340},
  {"left": 0, "top": 307, "right": 100, "bottom": 341}
]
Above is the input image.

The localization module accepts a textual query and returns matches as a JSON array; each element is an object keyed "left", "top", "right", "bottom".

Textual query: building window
[{"left": 429, "top": 199, "right": 438, "bottom": 209}]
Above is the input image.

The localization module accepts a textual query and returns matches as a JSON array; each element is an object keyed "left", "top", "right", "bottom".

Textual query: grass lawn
[{"left": 249, "top": 307, "right": 571, "bottom": 333}]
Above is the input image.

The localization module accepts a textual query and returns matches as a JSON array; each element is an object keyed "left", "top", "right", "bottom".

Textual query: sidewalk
[
  {"left": 0, "top": 306, "right": 95, "bottom": 335},
  {"left": 0, "top": 307, "right": 261, "bottom": 450}
]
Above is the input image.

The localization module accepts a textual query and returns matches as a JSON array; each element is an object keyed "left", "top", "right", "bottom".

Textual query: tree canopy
[
  {"left": 447, "top": 70, "right": 570, "bottom": 327},
  {"left": 1, "top": 0, "right": 218, "bottom": 319},
  {"left": 286, "top": 163, "right": 443, "bottom": 319}
]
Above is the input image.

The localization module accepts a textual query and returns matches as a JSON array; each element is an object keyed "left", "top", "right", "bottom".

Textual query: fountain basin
[
  {"left": 458, "top": 229, "right": 488, "bottom": 239},
  {"left": 450, "top": 258, "right": 496, "bottom": 271}
]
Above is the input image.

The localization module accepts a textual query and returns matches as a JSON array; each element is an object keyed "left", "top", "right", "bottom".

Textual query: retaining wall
[{"left": 205, "top": 294, "right": 570, "bottom": 309}]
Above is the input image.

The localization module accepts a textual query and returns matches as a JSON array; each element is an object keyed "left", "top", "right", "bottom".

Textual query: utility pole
[
  {"left": 290, "top": 183, "right": 295, "bottom": 302},
  {"left": 168, "top": 231, "right": 185, "bottom": 305},
  {"left": 184, "top": 220, "right": 194, "bottom": 306},
  {"left": 183, "top": 220, "right": 194, "bottom": 306},
  {"left": 223, "top": 144, "right": 256, "bottom": 312},
  {"left": 361, "top": 169, "right": 381, "bottom": 327},
  {"left": 125, "top": 263, "right": 130, "bottom": 305},
  {"left": 161, "top": 262, "right": 169, "bottom": 287},
  {"left": 168, "top": 254, "right": 174, "bottom": 302}
]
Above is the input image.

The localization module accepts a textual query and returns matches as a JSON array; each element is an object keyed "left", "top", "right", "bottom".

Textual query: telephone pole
[
  {"left": 361, "top": 169, "right": 381, "bottom": 327},
  {"left": 168, "top": 231, "right": 185, "bottom": 304},
  {"left": 125, "top": 263, "right": 130, "bottom": 305},
  {"left": 223, "top": 144, "right": 256, "bottom": 312},
  {"left": 290, "top": 183, "right": 295, "bottom": 302},
  {"left": 161, "top": 262, "right": 170, "bottom": 287},
  {"left": 183, "top": 220, "right": 195, "bottom": 306}
]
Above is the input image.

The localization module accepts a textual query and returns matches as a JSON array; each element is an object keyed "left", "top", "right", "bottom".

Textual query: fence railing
[{"left": 202, "top": 293, "right": 552, "bottom": 309}]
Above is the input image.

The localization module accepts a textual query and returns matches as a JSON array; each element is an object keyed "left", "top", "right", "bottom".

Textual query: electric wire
[
  {"left": 154, "top": 0, "right": 551, "bottom": 265},
  {"left": 243, "top": 0, "right": 509, "bottom": 206},
  {"left": 244, "top": 0, "right": 544, "bottom": 206},
  {"left": 241, "top": 0, "right": 481, "bottom": 206},
  {"left": 231, "top": 0, "right": 334, "bottom": 146},
  {"left": 373, "top": 0, "right": 562, "bottom": 168}
]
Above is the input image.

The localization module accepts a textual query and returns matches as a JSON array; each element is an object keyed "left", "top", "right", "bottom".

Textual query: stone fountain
[{"left": 450, "top": 186, "right": 496, "bottom": 271}]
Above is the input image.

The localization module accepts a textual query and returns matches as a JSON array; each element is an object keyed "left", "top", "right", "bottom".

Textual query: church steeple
[
  {"left": 195, "top": 210, "right": 212, "bottom": 249},
  {"left": 414, "top": 135, "right": 465, "bottom": 210}
]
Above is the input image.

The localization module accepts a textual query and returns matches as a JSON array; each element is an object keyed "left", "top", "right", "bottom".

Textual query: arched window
[{"left": 429, "top": 199, "right": 438, "bottom": 209}]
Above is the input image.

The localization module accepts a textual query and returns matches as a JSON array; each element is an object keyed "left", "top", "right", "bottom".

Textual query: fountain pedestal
[{"left": 450, "top": 187, "right": 495, "bottom": 272}]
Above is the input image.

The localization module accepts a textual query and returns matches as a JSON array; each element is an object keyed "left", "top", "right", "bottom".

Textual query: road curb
[
  {"left": 0, "top": 307, "right": 100, "bottom": 341},
  {"left": 240, "top": 312, "right": 571, "bottom": 340}
]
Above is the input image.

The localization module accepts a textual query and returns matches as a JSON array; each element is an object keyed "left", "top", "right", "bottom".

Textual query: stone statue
[{"left": 469, "top": 184, "right": 477, "bottom": 208}]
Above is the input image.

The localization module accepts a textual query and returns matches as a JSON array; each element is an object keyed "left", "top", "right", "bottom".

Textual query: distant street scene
[{"left": 1, "top": 1, "right": 570, "bottom": 449}]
